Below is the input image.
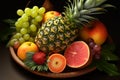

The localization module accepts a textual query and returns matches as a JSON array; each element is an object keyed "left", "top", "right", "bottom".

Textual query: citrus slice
[
  {"left": 47, "top": 53, "right": 66, "bottom": 73},
  {"left": 64, "top": 41, "right": 90, "bottom": 68}
]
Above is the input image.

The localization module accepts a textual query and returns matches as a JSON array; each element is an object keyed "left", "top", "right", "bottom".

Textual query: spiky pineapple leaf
[
  {"left": 84, "top": 0, "right": 96, "bottom": 9},
  {"left": 77, "top": 0, "right": 84, "bottom": 10},
  {"left": 101, "top": 4, "right": 116, "bottom": 8},
  {"left": 88, "top": 7, "right": 107, "bottom": 14},
  {"left": 84, "top": 0, "right": 112, "bottom": 9},
  {"left": 95, "top": 0, "right": 107, "bottom": 6},
  {"left": 80, "top": 10, "right": 91, "bottom": 15},
  {"left": 63, "top": 0, "right": 115, "bottom": 29}
]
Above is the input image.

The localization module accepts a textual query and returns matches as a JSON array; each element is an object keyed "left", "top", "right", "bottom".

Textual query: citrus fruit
[
  {"left": 17, "top": 41, "right": 39, "bottom": 60},
  {"left": 47, "top": 53, "right": 66, "bottom": 73},
  {"left": 64, "top": 41, "right": 91, "bottom": 68}
]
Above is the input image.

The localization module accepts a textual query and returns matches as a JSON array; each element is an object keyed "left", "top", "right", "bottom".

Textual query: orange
[
  {"left": 17, "top": 42, "right": 39, "bottom": 60},
  {"left": 47, "top": 53, "right": 66, "bottom": 73}
]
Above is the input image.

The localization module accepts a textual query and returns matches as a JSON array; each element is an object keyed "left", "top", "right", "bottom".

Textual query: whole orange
[
  {"left": 79, "top": 20, "right": 108, "bottom": 45},
  {"left": 17, "top": 42, "right": 39, "bottom": 60}
]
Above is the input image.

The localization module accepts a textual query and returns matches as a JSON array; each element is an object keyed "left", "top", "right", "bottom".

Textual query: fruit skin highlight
[
  {"left": 64, "top": 41, "right": 90, "bottom": 68},
  {"left": 17, "top": 42, "right": 39, "bottom": 60},
  {"left": 32, "top": 51, "right": 46, "bottom": 65},
  {"left": 42, "top": 11, "right": 61, "bottom": 22},
  {"left": 79, "top": 20, "right": 108, "bottom": 45},
  {"left": 47, "top": 53, "right": 66, "bottom": 73}
]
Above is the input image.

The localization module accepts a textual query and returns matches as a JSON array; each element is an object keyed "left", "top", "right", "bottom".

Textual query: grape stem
[{"left": 25, "top": 0, "right": 32, "bottom": 8}]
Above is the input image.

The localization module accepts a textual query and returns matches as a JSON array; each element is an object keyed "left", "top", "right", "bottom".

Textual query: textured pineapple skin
[{"left": 35, "top": 16, "right": 78, "bottom": 53}]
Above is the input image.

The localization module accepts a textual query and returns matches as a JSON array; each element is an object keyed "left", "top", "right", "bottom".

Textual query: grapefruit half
[{"left": 64, "top": 41, "right": 91, "bottom": 68}]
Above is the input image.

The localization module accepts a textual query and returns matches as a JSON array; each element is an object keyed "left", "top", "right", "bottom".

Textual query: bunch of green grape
[{"left": 9, "top": 6, "right": 46, "bottom": 47}]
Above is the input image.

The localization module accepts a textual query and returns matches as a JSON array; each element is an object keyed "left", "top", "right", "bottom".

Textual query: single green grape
[
  {"left": 35, "top": 15, "right": 43, "bottom": 22},
  {"left": 24, "top": 8, "right": 31, "bottom": 16},
  {"left": 32, "top": 6, "right": 39, "bottom": 12},
  {"left": 17, "top": 9, "right": 24, "bottom": 16},
  {"left": 13, "top": 33, "right": 22, "bottom": 39},
  {"left": 19, "top": 37, "right": 25, "bottom": 44},
  {"left": 17, "top": 18, "right": 24, "bottom": 24},
  {"left": 22, "top": 21, "right": 29, "bottom": 28},
  {"left": 23, "top": 34, "right": 30, "bottom": 40},
  {"left": 31, "top": 10, "right": 38, "bottom": 18},
  {"left": 30, "top": 24, "right": 37, "bottom": 32},
  {"left": 15, "top": 21, "right": 22, "bottom": 28},
  {"left": 21, "top": 14, "right": 29, "bottom": 21},
  {"left": 38, "top": 7, "right": 46, "bottom": 15},
  {"left": 20, "top": 28, "right": 28, "bottom": 34}
]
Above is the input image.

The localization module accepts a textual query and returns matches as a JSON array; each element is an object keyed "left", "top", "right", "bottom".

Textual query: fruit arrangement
[{"left": 7, "top": 0, "right": 120, "bottom": 77}]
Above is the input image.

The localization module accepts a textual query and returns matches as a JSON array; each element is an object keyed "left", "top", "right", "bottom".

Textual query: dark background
[{"left": 0, "top": 0, "right": 120, "bottom": 80}]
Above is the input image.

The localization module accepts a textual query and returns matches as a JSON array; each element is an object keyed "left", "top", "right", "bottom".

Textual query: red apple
[
  {"left": 32, "top": 51, "right": 46, "bottom": 65},
  {"left": 17, "top": 42, "right": 39, "bottom": 60},
  {"left": 42, "top": 11, "right": 61, "bottom": 22},
  {"left": 79, "top": 20, "right": 108, "bottom": 45},
  {"left": 13, "top": 40, "right": 20, "bottom": 50}
]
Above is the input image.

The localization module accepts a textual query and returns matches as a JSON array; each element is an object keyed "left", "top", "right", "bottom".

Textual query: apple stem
[{"left": 28, "top": 43, "right": 32, "bottom": 46}]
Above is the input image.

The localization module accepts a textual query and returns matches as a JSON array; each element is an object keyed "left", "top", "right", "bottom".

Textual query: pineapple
[{"left": 35, "top": 0, "right": 113, "bottom": 53}]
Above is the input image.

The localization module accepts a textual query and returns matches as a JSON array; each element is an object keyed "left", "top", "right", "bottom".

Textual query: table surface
[{"left": 0, "top": 0, "right": 120, "bottom": 80}]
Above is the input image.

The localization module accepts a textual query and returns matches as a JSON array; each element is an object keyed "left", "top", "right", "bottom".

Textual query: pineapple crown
[{"left": 62, "top": 0, "right": 115, "bottom": 27}]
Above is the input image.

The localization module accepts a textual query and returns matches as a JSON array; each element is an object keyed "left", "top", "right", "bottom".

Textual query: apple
[
  {"left": 17, "top": 42, "right": 39, "bottom": 60},
  {"left": 79, "top": 20, "right": 108, "bottom": 45},
  {"left": 32, "top": 51, "right": 46, "bottom": 65},
  {"left": 13, "top": 40, "right": 20, "bottom": 50},
  {"left": 42, "top": 11, "right": 61, "bottom": 22}
]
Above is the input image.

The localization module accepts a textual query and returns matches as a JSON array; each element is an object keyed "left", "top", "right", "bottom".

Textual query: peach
[{"left": 79, "top": 20, "right": 108, "bottom": 45}]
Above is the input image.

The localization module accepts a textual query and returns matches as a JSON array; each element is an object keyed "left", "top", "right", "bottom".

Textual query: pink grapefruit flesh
[{"left": 64, "top": 41, "right": 90, "bottom": 68}]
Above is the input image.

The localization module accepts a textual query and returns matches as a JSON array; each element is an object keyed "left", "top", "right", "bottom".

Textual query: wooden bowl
[{"left": 9, "top": 47, "right": 96, "bottom": 78}]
